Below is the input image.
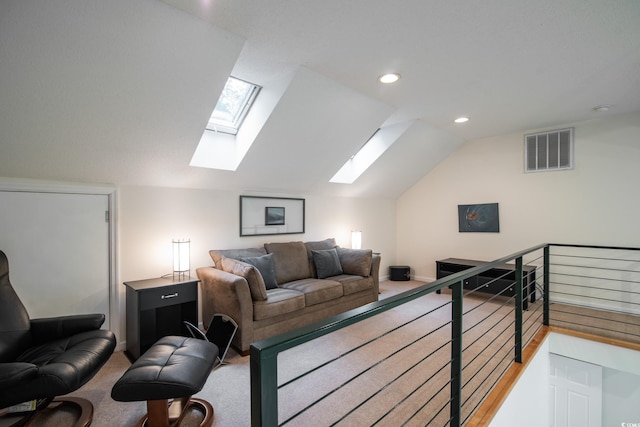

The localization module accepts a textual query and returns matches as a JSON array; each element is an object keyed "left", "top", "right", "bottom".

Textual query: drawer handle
[{"left": 161, "top": 292, "right": 178, "bottom": 300}]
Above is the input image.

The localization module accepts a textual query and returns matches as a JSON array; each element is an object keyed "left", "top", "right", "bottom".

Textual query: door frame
[{"left": 0, "top": 179, "right": 119, "bottom": 344}]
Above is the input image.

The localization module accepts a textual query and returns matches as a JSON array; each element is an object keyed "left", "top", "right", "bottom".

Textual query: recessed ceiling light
[
  {"left": 592, "top": 104, "right": 611, "bottom": 112},
  {"left": 454, "top": 117, "right": 469, "bottom": 124},
  {"left": 378, "top": 73, "right": 400, "bottom": 84}
]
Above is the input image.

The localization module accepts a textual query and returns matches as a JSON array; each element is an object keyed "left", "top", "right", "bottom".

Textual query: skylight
[
  {"left": 330, "top": 122, "right": 414, "bottom": 184},
  {"left": 206, "top": 76, "right": 261, "bottom": 135},
  {"left": 330, "top": 129, "right": 386, "bottom": 184}
]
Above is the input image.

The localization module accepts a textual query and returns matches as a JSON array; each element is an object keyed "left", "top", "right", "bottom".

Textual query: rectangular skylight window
[
  {"left": 330, "top": 122, "right": 413, "bottom": 184},
  {"left": 207, "top": 76, "right": 261, "bottom": 135}
]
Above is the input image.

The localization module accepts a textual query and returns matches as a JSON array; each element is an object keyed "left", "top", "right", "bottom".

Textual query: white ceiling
[{"left": 1, "top": 0, "right": 639, "bottom": 198}]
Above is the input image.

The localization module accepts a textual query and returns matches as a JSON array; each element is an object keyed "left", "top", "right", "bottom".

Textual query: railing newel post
[
  {"left": 251, "top": 345, "right": 279, "bottom": 427},
  {"left": 515, "top": 257, "right": 523, "bottom": 364},
  {"left": 543, "top": 245, "right": 550, "bottom": 326},
  {"left": 450, "top": 280, "right": 463, "bottom": 426}
]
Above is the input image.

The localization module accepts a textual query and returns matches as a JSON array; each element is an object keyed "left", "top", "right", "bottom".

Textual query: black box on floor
[{"left": 389, "top": 266, "right": 410, "bottom": 281}]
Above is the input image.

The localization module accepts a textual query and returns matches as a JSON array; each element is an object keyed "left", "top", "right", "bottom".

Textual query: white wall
[
  {"left": 117, "top": 186, "right": 396, "bottom": 281},
  {"left": 602, "top": 367, "right": 640, "bottom": 426},
  {"left": 396, "top": 112, "right": 640, "bottom": 281},
  {"left": 488, "top": 337, "right": 550, "bottom": 427}
]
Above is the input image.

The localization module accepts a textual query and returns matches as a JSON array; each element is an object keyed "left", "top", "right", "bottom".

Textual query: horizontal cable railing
[
  {"left": 251, "top": 243, "right": 639, "bottom": 426},
  {"left": 457, "top": 251, "right": 545, "bottom": 424},
  {"left": 278, "top": 298, "right": 454, "bottom": 426},
  {"left": 548, "top": 244, "right": 640, "bottom": 344}
]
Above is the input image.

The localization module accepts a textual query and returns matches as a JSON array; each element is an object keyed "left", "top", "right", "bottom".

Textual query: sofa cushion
[
  {"left": 311, "top": 248, "right": 343, "bottom": 279},
  {"left": 219, "top": 256, "right": 268, "bottom": 301},
  {"left": 280, "top": 278, "right": 343, "bottom": 306},
  {"left": 330, "top": 274, "right": 373, "bottom": 295},
  {"left": 209, "top": 248, "right": 267, "bottom": 269},
  {"left": 264, "top": 241, "right": 311, "bottom": 284},
  {"left": 253, "top": 288, "right": 305, "bottom": 321},
  {"left": 239, "top": 254, "right": 278, "bottom": 290},
  {"left": 336, "top": 248, "right": 372, "bottom": 277},
  {"left": 304, "top": 238, "right": 337, "bottom": 277}
]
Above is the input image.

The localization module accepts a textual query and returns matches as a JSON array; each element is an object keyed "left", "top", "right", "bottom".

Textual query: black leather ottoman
[{"left": 112, "top": 336, "right": 219, "bottom": 427}]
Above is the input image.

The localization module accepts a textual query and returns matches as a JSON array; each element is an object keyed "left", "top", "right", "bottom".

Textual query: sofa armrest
[
  {"left": 369, "top": 253, "right": 382, "bottom": 292},
  {"left": 196, "top": 267, "right": 254, "bottom": 344},
  {"left": 370, "top": 253, "right": 381, "bottom": 286}
]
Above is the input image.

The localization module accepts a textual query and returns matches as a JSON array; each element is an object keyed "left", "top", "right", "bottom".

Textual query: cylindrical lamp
[
  {"left": 173, "top": 239, "right": 190, "bottom": 278},
  {"left": 351, "top": 231, "right": 362, "bottom": 250}
]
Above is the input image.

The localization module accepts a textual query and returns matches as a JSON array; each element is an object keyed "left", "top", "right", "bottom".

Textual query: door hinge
[{"left": 105, "top": 210, "right": 109, "bottom": 222}]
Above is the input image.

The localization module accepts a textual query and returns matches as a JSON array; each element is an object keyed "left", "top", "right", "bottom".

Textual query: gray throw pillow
[
  {"left": 312, "top": 248, "right": 343, "bottom": 279},
  {"left": 240, "top": 254, "right": 279, "bottom": 289},
  {"left": 336, "top": 248, "right": 372, "bottom": 277},
  {"left": 305, "top": 238, "right": 337, "bottom": 277},
  {"left": 219, "top": 256, "right": 267, "bottom": 301}
]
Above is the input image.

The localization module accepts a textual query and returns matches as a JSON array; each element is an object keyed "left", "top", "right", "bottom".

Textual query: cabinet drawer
[
  {"left": 140, "top": 283, "right": 197, "bottom": 310},
  {"left": 438, "top": 269, "right": 455, "bottom": 278},
  {"left": 437, "top": 264, "right": 473, "bottom": 277},
  {"left": 478, "top": 277, "right": 515, "bottom": 297},
  {"left": 461, "top": 277, "right": 476, "bottom": 289},
  {"left": 438, "top": 269, "right": 475, "bottom": 287}
]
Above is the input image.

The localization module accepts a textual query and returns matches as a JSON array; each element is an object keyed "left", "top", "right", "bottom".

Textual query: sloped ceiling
[
  {"left": 0, "top": 0, "right": 244, "bottom": 189},
  {"left": 1, "top": 0, "right": 639, "bottom": 198}
]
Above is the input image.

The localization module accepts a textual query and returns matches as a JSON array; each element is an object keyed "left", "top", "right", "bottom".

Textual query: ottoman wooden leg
[
  {"left": 136, "top": 397, "right": 214, "bottom": 427},
  {"left": 135, "top": 399, "right": 169, "bottom": 427}
]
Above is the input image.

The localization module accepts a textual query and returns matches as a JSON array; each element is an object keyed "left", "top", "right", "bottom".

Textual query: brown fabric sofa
[{"left": 196, "top": 238, "right": 380, "bottom": 354}]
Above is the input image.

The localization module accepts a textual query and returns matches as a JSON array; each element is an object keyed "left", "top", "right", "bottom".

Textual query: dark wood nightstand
[{"left": 123, "top": 277, "right": 199, "bottom": 360}]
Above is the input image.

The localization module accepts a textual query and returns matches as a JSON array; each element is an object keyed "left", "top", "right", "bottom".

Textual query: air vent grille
[{"left": 524, "top": 128, "right": 573, "bottom": 172}]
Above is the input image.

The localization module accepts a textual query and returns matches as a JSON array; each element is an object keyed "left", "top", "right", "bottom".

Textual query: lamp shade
[
  {"left": 351, "top": 231, "right": 362, "bottom": 250},
  {"left": 173, "top": 239, "right": 190, "bottom": 275}
]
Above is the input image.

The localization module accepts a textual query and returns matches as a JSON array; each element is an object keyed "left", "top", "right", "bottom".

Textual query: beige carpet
[{"left": 1, "top": 280, "right": 545, "bottom": 427}]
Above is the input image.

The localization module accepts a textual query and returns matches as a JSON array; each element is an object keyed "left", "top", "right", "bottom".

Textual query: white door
[
  {"left": 549, "top": 353, "right": 602, "bottom": 427},
  {"left": 0, "top": 190, "right": 111, "bottom": 328}
]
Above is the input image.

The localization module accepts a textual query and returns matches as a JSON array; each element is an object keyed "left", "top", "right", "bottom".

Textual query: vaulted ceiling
[{"left": 1, "top": 0, "right": 639, "bottom": 198}]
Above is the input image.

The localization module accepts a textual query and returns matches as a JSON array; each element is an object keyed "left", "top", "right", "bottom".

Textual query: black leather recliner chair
[{"left": 0, "top": 250, "right": 116, "bottom": 425}]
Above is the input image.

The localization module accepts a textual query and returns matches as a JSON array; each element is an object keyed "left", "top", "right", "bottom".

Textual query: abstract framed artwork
[
  {"left": 458, "top": 203, "right": 500, "bottom": 233},
  {"left": 240, "top": 196, "right": 305, "bottom": 236}
]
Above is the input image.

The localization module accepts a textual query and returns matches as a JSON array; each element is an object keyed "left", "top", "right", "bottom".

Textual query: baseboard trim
[{"left": 412, "top": 275, "right": 434, "bottom": 283}]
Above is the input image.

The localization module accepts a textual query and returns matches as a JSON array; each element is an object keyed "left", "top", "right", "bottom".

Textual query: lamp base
[{"left": 173, "top": 271, "right": 190, "bottom": 280}]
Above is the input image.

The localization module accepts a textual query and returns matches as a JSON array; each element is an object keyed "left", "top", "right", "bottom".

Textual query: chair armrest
[
  {"left": 0, "top": 362, "right": 38, "bottom": 388},
  {"left": 30, "top": 314, "right": 105, "bottom": 344}
]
